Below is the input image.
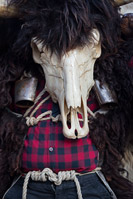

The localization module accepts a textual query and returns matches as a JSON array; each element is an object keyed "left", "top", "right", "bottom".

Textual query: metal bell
[
  {"left": 93, "top": 80, "right": 118, "bottom": 108},
  {"left": 15, "top": 77, "right": 38, "bottom": 108}
]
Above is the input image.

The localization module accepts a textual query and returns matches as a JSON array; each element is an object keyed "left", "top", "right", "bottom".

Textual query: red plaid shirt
[{"left": 13, "top": 79, "right": 99, "bottom": 174}]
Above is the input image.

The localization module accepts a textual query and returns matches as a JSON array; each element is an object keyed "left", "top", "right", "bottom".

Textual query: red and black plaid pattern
[{"left": 18, "top": 79, "right": 99, "bottom": 173}]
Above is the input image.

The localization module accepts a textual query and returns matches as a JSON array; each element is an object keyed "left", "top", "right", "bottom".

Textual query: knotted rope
[
  {"left": 25, "top": 111, "right": 61, "bottom": 126},
  {"left": 24, "top": 88, "right": 62, "bottom": 126},
  {"left": 22, "top": 168, "right": 83, "bottom": 199}
]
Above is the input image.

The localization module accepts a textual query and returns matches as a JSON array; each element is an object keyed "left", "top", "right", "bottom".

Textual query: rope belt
[{"left": 22, "top": 167, "right": 101, "bottom": 199}]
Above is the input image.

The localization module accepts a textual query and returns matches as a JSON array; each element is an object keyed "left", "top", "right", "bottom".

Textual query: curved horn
[
  {"left": 114, "top": 0, "right": 133, "bottom": 6},
  {"left": 0, "top": 0, "right": 19, "bottom": 17}
]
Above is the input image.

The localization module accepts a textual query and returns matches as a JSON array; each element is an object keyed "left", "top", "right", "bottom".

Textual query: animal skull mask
[{"left": 31, "top": 29, "right": 101, "bottom": 139}]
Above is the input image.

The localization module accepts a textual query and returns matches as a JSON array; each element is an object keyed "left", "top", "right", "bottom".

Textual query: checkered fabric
[{"left": 14, "top": 79, "right": 99, "bottom": 173}]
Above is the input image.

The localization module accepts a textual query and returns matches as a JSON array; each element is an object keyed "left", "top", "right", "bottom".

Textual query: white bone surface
[
  {"left": 0, "top": 0, "right": 7, "bottom": 6},
  {"left": 31, "top": 29, "right": 101, "bottom": 139},
  {"left": 120, "top": 2, "right": 133, "bottom": 13}
]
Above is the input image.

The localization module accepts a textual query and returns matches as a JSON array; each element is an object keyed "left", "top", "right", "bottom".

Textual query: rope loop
[
  {"left": 26, "top": 117, "right": 39, "bottom": 126},
  {"left": 22, "top": 168, "right": 83, "bottom": 199},
  {"left": 25, "top": 111, "right": 61, "bottom": 127}
]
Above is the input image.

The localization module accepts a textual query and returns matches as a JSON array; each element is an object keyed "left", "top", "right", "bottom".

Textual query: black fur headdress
[
  {"left": 0, "top": 0, "right": 133, "bottom": 198},
  {"left": 10, "top": 0, "right": 121, "bottom": 56}
]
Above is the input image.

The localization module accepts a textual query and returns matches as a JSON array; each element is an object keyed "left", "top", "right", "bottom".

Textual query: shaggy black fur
[
  {"left": 10, "top": 0, "right": 121, "bottom": 56},
  {"left": 0, "top": 17, "right": 40, "bottom": 109},
  {"left": 0, "top": 18, "right": 24, "bottom": 108},
  {"left": 0, "top": 109, "right": 28, "bottom": 199},
  {"left": 0, "top": 0, "right": 133, "bottom": 198},
  {"left": 0, "top": 17, "right": 34, "bottom": 198}
]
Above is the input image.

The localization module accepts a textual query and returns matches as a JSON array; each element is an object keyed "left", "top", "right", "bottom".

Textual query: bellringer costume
[{"left": 0, "top": 0, "right": 133, "bottom": 199}]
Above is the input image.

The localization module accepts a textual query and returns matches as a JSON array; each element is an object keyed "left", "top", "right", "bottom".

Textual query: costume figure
[{"left": 0, "top": 0, "right": 133, "bottom": 199}]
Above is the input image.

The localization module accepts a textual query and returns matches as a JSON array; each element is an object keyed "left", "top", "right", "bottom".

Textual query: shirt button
[{"left": 49, "top": 147, "right": 54, "bottom": 152}]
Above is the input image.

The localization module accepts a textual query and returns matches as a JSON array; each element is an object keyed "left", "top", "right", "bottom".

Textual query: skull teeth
[{"left": 62, "top": 97, "right": 89, "bottom": 139}]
